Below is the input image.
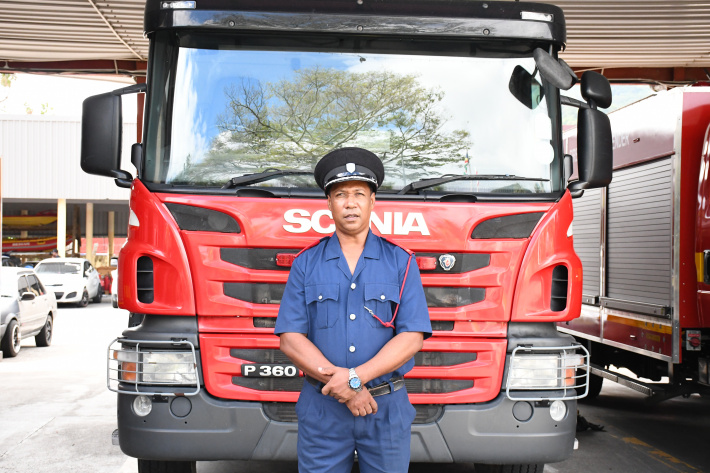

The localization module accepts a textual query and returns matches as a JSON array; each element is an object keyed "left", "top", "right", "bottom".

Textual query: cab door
[
  {"left": 697, "top": 123, "right": 710, "bottom": 326},
  {"left": 17, "top": 275, "right": 42, "bottom": 333},
  {"left": 84, "top": 261, "right": 100, "bottom": 298}
]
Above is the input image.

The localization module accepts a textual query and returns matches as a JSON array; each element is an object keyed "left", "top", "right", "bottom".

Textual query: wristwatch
[{"left": 348, "top": 368, "right": 363, "bottom": 392}]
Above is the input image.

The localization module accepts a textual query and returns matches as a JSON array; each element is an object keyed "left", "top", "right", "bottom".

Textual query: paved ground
[{"left": 1, "top": 301, "right": 708, "bottom": 473}]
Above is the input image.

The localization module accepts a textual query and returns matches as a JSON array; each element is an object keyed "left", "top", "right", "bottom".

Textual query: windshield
[
  {"left": 36, "top": 262, "right": 81, "bottom": 275},
  {"left": 144, "top": 34, "right": 560, "bottom": 195}
]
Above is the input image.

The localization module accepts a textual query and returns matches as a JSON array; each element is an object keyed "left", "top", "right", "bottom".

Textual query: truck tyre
[
  {"left": 35, "top": 315, "right": 53, "bottom": 347},
  {"left": 582, "top": 373, "right": 604, "bottom": 400},
  {"left": 1, "top": 319, "right": 21, "bottom": 357},
  {"left": 92, "top": 286, "right": 104, "bottom": 303},
  {"left": 137, "top": 460, "right": 196, "bottom": 473},
  {"left": 78, "top": 289, "right": 89, "bottom": 307},
  {"left": 475, "top": 464, "right": 544, "bottom": 473}
]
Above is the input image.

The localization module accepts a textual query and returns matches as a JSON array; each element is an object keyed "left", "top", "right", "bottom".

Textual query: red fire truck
[
  {"left": 80, "top": 1, "right": 613, "bottom": 471},
  {"left": 560, "top": 86, "right": 710, "bottom": 401}
]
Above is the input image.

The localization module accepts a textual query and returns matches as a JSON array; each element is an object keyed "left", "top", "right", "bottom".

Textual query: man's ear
[{"left": 327, "top": 194, "right": 333, "bottom": 212}]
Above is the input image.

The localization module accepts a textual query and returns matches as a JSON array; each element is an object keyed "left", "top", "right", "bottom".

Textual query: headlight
[
  {"left": 141, "top": 351, "right": 197, "bottom": 385},
  {"left": 507, "top": 354, "right": 559, "bottom": 389}
]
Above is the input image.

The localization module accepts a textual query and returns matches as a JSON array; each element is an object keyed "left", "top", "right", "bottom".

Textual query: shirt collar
[{"left": 324, "top": 230, "right": 381, "bottom": 261}]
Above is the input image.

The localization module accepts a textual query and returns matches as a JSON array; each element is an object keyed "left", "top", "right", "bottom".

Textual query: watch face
[{"left": 349, "top": 377, "right": 361, "bottom": 389}]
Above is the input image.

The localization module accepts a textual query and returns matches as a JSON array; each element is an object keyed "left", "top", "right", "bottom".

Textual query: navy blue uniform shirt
[{"left": 275, "top": 230, "right": 432, "bottom": 387}]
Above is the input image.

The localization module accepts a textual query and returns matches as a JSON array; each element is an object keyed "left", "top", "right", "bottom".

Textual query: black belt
[{"left": 305, "top": 375, "right": 404, "bottom": 397}]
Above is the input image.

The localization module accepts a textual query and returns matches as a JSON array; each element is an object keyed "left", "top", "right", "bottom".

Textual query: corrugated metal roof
[
  {"left": 0, "top": 1, "right": 709, "bottom": 69},
  {"left": 1, "top": 0, "right": 148, "bottom": 62}
]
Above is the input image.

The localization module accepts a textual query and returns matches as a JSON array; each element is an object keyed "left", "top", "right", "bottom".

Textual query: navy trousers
[{"left": 295, "top": 381, "right": 416, "bottom": 473}]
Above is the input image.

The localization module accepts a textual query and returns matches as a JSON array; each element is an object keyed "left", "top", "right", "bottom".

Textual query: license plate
[{"left": 241, "top": 363, "right": 300, "bottom": 378}]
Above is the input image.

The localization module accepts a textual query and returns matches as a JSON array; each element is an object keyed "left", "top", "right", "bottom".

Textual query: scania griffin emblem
[{"left": 439, "top": 254, "right": 456, "bottom": 271}]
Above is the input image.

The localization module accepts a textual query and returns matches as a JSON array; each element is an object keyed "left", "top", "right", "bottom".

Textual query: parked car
[
  {"left": 34, "top": 258, "right": 103, "bottom": 307},
  {"left": 110, "top": 256, "right": 119, "bottom": 308},
  {"left": 1, "top": 267, "right": 58, "bottom": 357}
]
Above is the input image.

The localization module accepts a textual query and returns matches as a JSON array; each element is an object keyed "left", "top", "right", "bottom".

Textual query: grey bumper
[{"left": 117, "top": 390, "right": 576, "bottom": 464}]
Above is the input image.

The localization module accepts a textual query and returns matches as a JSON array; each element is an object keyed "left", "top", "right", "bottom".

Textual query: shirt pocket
[
  {"left": 364, "top": 283, "right": 400, "bottom": 329},
  {"left": 305, "top": 284, "right": 339, "bottom": 329}
]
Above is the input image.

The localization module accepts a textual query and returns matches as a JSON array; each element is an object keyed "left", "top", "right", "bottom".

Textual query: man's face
[{"left": 327, "top": 181, "right": 375, "bottom": 237}]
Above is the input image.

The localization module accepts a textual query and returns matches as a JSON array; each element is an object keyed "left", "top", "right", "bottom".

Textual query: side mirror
[
  {"left": 21, "top": 292, "right": 36, "bottom": 301},
  {"left": 568, "top": 107, "right": 612, "bottom": 191},
  {"left": 80, "top": 83, "right": 146, "bottom": 187},
  {"left": 564, "top": 71, "right": 613, "bottom": 192},
  {"left": 509, "top": 66, "right": 544, "bottom": 109},
  {"left": 580, "top": 71, "right": 612, "bottom": 109},
  {"left": 533, "top": 48, "right": 578, "bottom": 91}
]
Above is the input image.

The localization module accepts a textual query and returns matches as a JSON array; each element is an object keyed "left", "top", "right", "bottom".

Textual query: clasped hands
[{"left": 318, "top": 366, "right": 378, "bottom": 417}]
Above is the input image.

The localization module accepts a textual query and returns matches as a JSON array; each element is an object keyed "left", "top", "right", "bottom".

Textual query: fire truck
[
  {"left": 80, "top": 1, "right": 613, "bottom": 471},
  {"left": 560, "top": 86, "right": 710, "bottom": 402}
]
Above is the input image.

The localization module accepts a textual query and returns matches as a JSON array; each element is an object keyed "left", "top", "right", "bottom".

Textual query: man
[{"left": 275, "top": 147, "right": 432, "bottom": 473}]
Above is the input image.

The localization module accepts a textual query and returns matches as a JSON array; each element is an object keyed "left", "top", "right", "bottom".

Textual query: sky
[{"left": 0, "top": 73, "right": 137, "bottom": 119}]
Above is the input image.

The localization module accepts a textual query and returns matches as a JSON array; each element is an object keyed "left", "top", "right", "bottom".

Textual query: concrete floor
[{"left": 1, "top": 301, "right": 708, "bottom": 473}]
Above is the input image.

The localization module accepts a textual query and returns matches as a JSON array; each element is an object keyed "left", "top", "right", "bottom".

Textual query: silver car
[{"left": 1, "top": 267, "right": 58, "bottom": 357}]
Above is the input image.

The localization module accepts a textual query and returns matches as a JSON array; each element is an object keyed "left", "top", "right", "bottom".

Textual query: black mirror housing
[
  {"left": 80, "top": 92, "right": 122, "bottom": 178},
  {"left": 569, "top": 107, "right": 612, "bottom": 191},
  {"left": 80, "top": 83, "right": 146, "bottom": 182},
  {"left": 581, "top": 71, "right": 612, "bottom": 109}
]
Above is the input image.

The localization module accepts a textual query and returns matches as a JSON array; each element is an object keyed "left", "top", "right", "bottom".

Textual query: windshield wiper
[
  {"left": 222, "top": 169, "right": 312, "bottom": 189},
  {"left": 397, "top": 174, "right": 549, "bottom": 194}
]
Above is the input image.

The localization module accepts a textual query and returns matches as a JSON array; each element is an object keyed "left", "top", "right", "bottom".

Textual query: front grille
[
  {"left": 231, "top": 348, "right": 292, "bottom": 363},
  {"left": 424, "top": 287, "right": 485, "bottom": 307},
  {"left": 226, "top": 283, "right": 484, "bottom": 308},
  {"left": 262, "top": 402, "right": 444, "bottom": 424},
  {"left": 414, "top": 351, "right": 476, "bottom": 366},
  {"left": 221, "top": 248, "right": 296, "bottom": 271},
  {"left": 224, "top": 283, "right": 285, "bottom": 304},
  {"left": 219, "top": 248, "right": 490, "bottom": 274},
  {"left": 232, "top": 376, "right": 303, "bottom": 391},
  {"left": 231, "top": 348, "right": 476, "bottom": 367},
  {"left": 404, "top": 379, "right": 473, "bottom": 394},
  {"left": 252, "top": 318, "right": 454, "bottom": 330}
]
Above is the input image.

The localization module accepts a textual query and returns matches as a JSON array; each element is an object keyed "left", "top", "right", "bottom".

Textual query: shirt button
[
  {"left": 350, "top": 283, "right": 356, "bottom": 290},
  {"left": 318, "top": 295, "right": 323, "bottom": 300},
  {"left": 349, "top": 345, "right": 356, "bottom": 353},
  {"left": 380, "top": 294, "right": 385, "bottom": 300},
  {"left": 350, "top": 313, "right": 356, "bottom": 320}
]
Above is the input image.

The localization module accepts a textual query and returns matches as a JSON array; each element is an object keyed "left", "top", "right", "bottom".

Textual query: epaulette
[
  {"left": 295, "top": 235, "right": 331, "bottom": 258},
  {"left": 381, "top": 237, "right": 414, "bottom": 256}
]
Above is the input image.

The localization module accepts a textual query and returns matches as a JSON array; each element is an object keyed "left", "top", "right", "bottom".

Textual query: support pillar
[
  {"left": 86, "top": 202, "right": 94, "bottom": 264},
  {"left": 72, "top": 205, "right": 80, "bottom": 256},
  {"left": 20, "top": 209, "right": 28, "bottom": 238},
  {"left": 57, "top": 199, "right": 67, "bottom": 257},
  {"left": 108, "top": 211, "right": 115, "bottom": 260}
]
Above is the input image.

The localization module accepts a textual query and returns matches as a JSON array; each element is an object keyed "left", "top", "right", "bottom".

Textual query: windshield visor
[{"left": 144, "top": 35, "right": 560, "bottom": 195}]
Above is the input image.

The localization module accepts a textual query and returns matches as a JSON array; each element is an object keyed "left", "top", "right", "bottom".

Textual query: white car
[
  {"left": 35, "top": 258, "right": 103, "bottom": 307},
  {"left": 1, "top": 267, "right": 58, "bottom": 357}
]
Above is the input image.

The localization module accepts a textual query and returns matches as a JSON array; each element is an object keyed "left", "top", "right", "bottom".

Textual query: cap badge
[
  {"left": 346, "top": 163, "right": 356, "bottom": 172},
  {"left": 439, "top": 254, "right": 456, "bottom": 271}
]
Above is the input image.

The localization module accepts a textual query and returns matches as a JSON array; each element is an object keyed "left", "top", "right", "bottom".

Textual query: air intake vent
[
  {"left": 471, "top": 212, "right": 544, "bottom": 239},
  {"left": 551, "top": 265, "right": 568, "bottom": 312},
  {"left": 166, "top": 203, "right": 241, "bottom": 233},
  {"left": 137, "top": 256, "right": 154, "bottom": 303}
]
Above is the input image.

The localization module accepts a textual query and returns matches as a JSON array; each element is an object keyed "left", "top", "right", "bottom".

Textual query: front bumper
[
  {"left": 49, "top": 286, "right": 82, "bottom": 303},
  {"left": 116, "top": 389, "right": 576, "bottom": 464}
]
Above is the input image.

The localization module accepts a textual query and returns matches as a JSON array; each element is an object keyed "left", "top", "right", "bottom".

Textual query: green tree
[{"left": 176, "top": 67, "right": 470, "bottom": 185}]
